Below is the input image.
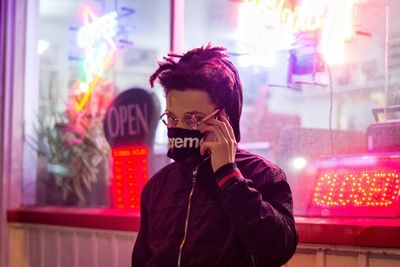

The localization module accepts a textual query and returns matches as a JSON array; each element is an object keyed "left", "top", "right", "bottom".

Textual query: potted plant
[
  {"left": 34, "top": 108, "right": 110, "bottom": 206},
  {"left": 34, "top": 80, "right": 114, "bottom": 207}
]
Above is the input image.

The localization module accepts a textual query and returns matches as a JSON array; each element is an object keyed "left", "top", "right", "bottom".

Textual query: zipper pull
[
  {"left": 192, "top": 155, "right": 209, "bottom": 182},
  {"left": 192, "top": 169, "right": 197, "bottom": 183}
]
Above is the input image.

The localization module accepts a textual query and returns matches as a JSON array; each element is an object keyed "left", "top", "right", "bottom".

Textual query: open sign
[{"left": 104, "top": 88, "right": 160, "bottom": 148}]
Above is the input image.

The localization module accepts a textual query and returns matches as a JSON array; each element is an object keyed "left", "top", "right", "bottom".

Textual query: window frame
[{"left": 3, "top": 1, "right": 400, "bottom": 264}]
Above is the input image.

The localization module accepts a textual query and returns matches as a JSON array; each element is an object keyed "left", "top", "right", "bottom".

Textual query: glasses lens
[
  {"left": 160, "top": 113, "right": 177, "bottom": 127},
  {"left": 183, "top": 114, "right": 200, "bottom": 129}
]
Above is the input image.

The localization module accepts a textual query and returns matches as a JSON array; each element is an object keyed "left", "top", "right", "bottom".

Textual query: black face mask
[{"left": 167, "top": 128, "right": 205, "bottom": 162}]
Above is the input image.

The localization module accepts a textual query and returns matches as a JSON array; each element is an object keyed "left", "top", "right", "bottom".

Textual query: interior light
[
  {"left": 292, "top": 157, "right": 307, "bottom": 170},
  {"left": 37, "top": 40, "right": 50, "bottom": 55}
]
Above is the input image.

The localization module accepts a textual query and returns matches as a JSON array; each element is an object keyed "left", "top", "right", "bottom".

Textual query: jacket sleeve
[
  {"left": 131, "top": 186, "right": 152, "bottom": 267},
  {"left": 214, "top": 162, "right": 298, "bottom": 266}
]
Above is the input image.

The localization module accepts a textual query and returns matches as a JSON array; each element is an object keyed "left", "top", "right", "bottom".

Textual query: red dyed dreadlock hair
[{"left": 150, "top": 44, "right": 243, "bottom": 142}]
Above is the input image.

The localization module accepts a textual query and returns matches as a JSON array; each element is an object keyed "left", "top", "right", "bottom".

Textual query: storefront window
[
  {"left": 22, "top": 0, "right": 170, "bottom": 207},
  {"left": 184, "top": 0, "right": 400, "bottom": 217}
]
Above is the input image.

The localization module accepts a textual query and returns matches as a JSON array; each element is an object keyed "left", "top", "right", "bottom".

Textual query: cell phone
[
  {"left": 202, "top": 110, "right": 222, "bottom": 142},
  {"left": 205, "top": 132, "right": 216, "bottom": 142},
  {"left": 206, "top": 113, "right": 220, "bottom": 142}
]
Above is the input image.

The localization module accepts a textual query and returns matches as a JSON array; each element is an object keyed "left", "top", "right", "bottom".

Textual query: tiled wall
[
  {"left": 8, "top": 223, "right": 400, "bottom": 267},
  {"left": 9, "top": 224, "right": 136, "bottom": 267}
]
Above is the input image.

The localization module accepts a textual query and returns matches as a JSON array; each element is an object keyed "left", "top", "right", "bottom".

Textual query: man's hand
[{"left": 198, "top": 111, "right": 237, "bottom": 172}]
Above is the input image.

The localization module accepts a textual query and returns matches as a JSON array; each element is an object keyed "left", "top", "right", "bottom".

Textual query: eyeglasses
[{"left": 160, "top": 109, "right": 220, "bottom": 129}]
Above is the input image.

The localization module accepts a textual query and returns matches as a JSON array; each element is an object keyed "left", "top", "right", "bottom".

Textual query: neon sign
[
  {"left": 75, "top": 6, "right": 118, "bottom": 111},
  {"left": 239, "top": 0, "right": 364, "bottom": 65},
  {"left": 241, "top": 0, "right": 325, "bottom": 32}
]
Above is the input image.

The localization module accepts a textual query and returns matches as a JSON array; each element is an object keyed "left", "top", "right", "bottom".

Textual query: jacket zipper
[
  {"left": 251, "top": 254, "right": 256, "bottom": 267},
  {"left": 177, "top": 169, "right": 198, "bottom": 267}
]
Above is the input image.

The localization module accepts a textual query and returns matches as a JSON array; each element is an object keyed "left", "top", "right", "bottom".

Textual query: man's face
[{"left": 166, "top": 89, "right": 217, "bottom": 130}]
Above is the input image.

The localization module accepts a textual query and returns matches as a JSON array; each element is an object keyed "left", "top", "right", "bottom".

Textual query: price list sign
[{"left": 112, "top": 147, "right": 148, "bottom": 209}]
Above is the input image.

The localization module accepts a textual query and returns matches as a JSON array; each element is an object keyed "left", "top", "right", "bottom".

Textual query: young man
[{"left": 132, "top": 44, "right": 298, "bottom": 267}]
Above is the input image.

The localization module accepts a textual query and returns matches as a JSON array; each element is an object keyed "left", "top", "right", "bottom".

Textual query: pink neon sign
[
  {"left": 239, "top": 0, "right": 364, "bottom": 65},
  {"left": 242, "top": 0, "right": 325, "bottom": 32}
]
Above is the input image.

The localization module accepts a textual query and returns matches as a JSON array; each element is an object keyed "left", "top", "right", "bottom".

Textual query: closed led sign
[{"left": 308, "top": 154, "right": 400, "bottom": 217}]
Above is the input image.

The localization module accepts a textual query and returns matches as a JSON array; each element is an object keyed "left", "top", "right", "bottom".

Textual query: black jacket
[{"left": 132, "top": 149, "right": 298, "bottom": 267}]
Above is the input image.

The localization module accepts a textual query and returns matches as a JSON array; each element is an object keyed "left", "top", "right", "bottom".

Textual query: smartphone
[
  {"left": 204, "top": 132, "right": 216, "bottom": 142},
  {"left": 203, "top": 110, "right": 222, "bottom": 142}
]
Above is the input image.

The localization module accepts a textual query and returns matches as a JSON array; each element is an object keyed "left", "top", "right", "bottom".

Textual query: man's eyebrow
[
  {"left": 185, "top": 111, "right": 206, "bottom": 116},
  {"left": 164, "top": 110, "right": 178, "bottom": 117}
]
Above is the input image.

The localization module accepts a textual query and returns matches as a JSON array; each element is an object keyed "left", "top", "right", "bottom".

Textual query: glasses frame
[{"left": 159, "top": 109, "right": 220, "bottom": 129}]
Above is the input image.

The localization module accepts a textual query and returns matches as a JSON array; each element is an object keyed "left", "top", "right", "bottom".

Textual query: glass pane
[
  {"left": 184, "top": 0, "right": 400, "bottom": 217},
  {"left": 23, "top": 0, "right": 170, "bottom": 207}
]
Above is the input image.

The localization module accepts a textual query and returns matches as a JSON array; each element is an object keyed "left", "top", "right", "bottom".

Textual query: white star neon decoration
[{"left": 75, "top": 6, "right": 117, "bottom": 111}]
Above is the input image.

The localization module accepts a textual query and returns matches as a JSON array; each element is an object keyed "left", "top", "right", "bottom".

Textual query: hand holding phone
[
  {"left": 199, "top": 110, "right": 237, "bottom": 172},
  {"left": 204, "top": 131, "right": 216, "bottom": 142}
]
